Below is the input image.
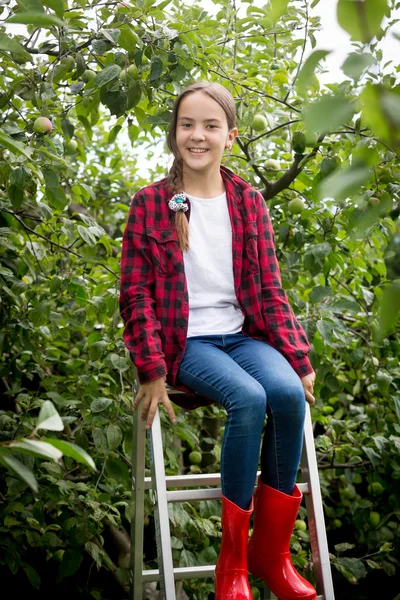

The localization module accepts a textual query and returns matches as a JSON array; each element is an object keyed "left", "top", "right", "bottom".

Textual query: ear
[{"left": 227, "top": 127, "right": 239, "bottom": 146}]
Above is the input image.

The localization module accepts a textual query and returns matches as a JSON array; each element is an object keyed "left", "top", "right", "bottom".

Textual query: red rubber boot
[
  {"left": 215, "top": 495, "right": 254, "bottom": 600},
  {"left": 247, "top": 479, "right": 317, "bottom": 600}
]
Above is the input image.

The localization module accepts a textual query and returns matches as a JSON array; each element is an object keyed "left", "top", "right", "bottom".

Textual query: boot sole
[{"left": 248, "top": 567, "right": 317, "bottom": 600}]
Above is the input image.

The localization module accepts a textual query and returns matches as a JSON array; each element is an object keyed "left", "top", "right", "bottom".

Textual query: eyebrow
[{"left": 178, "top": 117, "right": 222, "bottom": 123}]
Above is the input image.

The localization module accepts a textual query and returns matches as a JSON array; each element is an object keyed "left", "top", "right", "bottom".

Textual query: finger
[
  {"left": 146, "top": 399, "right": 160, "bottom": 429},
  {"left": 133, "top": 391, "right": 144, "bottom": 411},
  {"left": 140, "top": 397, "right": 151, "bottom": 421},
  {"left": 305, "top": 390, "right": 315, "bottom": 405},
  {"left": 163, "top": 396, "right": 177, "bottom": 425}
]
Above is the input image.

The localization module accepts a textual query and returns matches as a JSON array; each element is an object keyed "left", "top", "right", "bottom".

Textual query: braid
[{"left": 167, "top": 158, "right": 189, "bottom": 252}]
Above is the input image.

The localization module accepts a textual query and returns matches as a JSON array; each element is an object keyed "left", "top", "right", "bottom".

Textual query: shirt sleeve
[
  {"left": 255, "top": 191, "right": 314, "bottom": 378},
  {"left": 119, "top": 190, "right": 168, "bottom": 383}
]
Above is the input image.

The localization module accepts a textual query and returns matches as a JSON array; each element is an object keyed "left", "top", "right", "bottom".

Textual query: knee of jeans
[
  {"left": 226, "top": 383, "right": 266, "bottom": 427},
  {"left": 275, "top": 383, "right": 306, "bottom": 422}
]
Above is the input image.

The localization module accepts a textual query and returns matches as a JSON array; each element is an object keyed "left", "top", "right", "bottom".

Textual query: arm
[
  {"left": 255, "top": 191, "right": 314, "bottom": 378},
  {"left": 119, "top": 190, "right": 168, "bottom": 383}
]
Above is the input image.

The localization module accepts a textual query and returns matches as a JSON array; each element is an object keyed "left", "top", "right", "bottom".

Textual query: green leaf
[
  {"left": 316, "top": 319, "right": 335, "bottom": 342},
  {"left": 337, "top": 0, "right": 388, "bottom": 43},
  {"left": 9, "top": 439, "right": 63, "bottom": 461},
  {"left": 0, "top": 266, "right": 14, "bottom": 277},
  {"left": 92, "top": 427, "right": 108, "bottom": 454},
  {"left": 0, "top": 33, "right": 31, "bottom": 59},
  {"left": 7, "top": 12, "right": 65, "bottom": 27},
  {"left": 107, "top": 424, "right": 123, "bottom": 450},
  {"left": 23, "top": 564, "right": 41, "bottom": 589},
  {"left": 94, "top": 64, "right": 122, "bottom": 88},
  {"left": 378, "top": 281, "right": 400, "bottom": 337},
  {"left": 16, "top": 0, "right": 44, "bottom": 11},
  {"left": 77, "top": 224, "right": 97, "bottom": 247},
  {"left": 318, "top": 164, "right": 371, "bottom": 201},
  {"left": 179, "top": 549, "right": 197, "bottom": 568},
  {"left": 105, "top": 454, "right": 130, "bottom": 485},
  {"left": 149, "top": 56, "right": 163, "bottom": 82},
  {"left": 126, "top": 80, "right": 141, "bottom": 109},
  {"left": 341, "top": 52, "right": 376, "bottom": 81},
  {"left": 46, "top": 439, "right": 97, "bottom": 470},
  {"left": 268, "top": 0, "right": 290, "bottom": 24},
  {"left": 0, "top": 454, "right": 38, "bottom": 492},
  {"left": 29, "top": 301, "right": 51, "bottom": 327},
  {"left": 90, "top": 397, "right": 113, "bottom": 412},
  {"left": 303, "top": 95, "right": 356, "bottom": 135},
  {"left": 362, "top": 445, "right": 381, "bottom": 467},
  {"left": 309, "top": 285, "right": 332, "bottom": 303},
  {"left": 0, "top": 129, "right": 33, "bottom": 159},
  {"left": 37, "top": 400, "right": 64, "bottom": 431},
  {"left": 59, "top": 548, "right": 82, "bottom": 579},
  {"left": 297, "top": 50, "right": 330, "bottom": 93},
  {"left": 43, "top": 0, "right": 64, "bottom": 18},
  {"left": 109, "top": 353, "right": 131, "bottom": 372}
]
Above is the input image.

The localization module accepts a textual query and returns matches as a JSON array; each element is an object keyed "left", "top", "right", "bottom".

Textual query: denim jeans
[{"left": 176, "top": 333, "right": 306, "bottom": 510}]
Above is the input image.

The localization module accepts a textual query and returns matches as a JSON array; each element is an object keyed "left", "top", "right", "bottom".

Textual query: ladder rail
[
  {"left": 130, "top": 405, "right": 146, "bottom": 600},
  {"left": 301, "top": 403, "right": 335, "bottom": 600},
  {"left": 148, "top": 407, "right": 177, "bottom": 600}
]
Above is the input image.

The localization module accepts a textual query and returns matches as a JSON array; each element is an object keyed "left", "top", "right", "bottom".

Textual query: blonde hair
[{"left": 166, "top": 81, "right": 237, "bottom": 251}]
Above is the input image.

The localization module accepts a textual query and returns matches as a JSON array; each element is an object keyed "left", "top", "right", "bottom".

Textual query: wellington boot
[
  {"left": 215, "top": 495, "right": 254, "bottom": 600},
  {"left": 248, "top": 479, "right": 317, "bottom": 600}
]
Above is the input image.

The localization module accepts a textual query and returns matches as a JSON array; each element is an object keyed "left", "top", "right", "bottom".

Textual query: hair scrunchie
[{"left": 168, "top": 192, "right": 189, "bottom": 213}]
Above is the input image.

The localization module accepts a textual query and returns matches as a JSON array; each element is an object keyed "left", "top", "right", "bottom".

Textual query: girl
[{"left": 120, "top": 80, "right": 317, "bottom": 600}]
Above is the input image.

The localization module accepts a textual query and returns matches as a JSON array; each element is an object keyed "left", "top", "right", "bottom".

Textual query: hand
[
  {"left": 301, "top": 371, "right": 316, "bottom": 405},
  {"left": 133, "top": 375, "right": 177, "bottom": 429}
]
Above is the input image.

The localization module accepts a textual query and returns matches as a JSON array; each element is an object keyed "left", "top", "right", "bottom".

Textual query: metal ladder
[{"left": 130, "top": 387, "right": 335, "bottom": 600}]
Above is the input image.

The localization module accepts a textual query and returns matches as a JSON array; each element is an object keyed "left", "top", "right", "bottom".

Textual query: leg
[
  {"left": 224, "top": 334, "right": 317, "bottom": 600},
  {"left": 177, "top": 335, "right": 266, "bottom": 510},
  {"left": 176, "top": 335, "right": 266, "bottom": 600},
  {"left": 225, "top": 334, "right": 306, "bottom": 494}
]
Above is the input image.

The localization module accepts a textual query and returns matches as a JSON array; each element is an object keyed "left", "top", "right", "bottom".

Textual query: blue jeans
[{"left": 176, "top": 333, "right": 306, "bottom": 510}]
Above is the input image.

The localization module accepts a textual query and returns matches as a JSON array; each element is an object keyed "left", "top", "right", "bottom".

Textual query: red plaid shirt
[{"left": 120, "top": 165, "right": 313, "bottom": 408}]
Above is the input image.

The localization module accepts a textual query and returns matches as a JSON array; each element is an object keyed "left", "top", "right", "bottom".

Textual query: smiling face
[{"left": 175, "top": 91, "right": 238, "bottom": 174}]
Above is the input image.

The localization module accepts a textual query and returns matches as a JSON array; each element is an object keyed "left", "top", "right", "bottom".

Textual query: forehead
[{"left": 178, "top": 92, "right": 226, "bottom": 121}]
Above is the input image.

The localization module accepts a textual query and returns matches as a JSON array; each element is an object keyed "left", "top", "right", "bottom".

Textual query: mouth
[{"left": 187, "top": 148, "right": 209, "bottom": 155}]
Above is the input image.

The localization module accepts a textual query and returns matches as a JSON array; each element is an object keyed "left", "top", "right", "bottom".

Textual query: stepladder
[{"left": 130, "top": 384, "right": 335, "bottom": 600}]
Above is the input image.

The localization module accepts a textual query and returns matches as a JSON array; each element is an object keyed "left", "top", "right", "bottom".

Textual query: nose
[{"left": 190, "top": 126, "right": 205, "bottom": 141}]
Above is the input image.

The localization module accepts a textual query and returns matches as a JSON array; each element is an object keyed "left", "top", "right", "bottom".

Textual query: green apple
[
  {"left": 251, "top": 114, "right": 269, "bottom": 132},
  {"left": 33, "top": 116, "right": 52, "bottom": 134},
  {"left": 264, "top": 158, "right": 280, "bottom": 171},
  {"left": 64, "top": 139, "right": 78, "bottom": 154},
  {"left": 292, "top": 131, "right": 306, "bottom": 154},
  {"left": 294, "top": 519, "right": 307, "bottom": 531},
  {"left": 368, "top": 482, "right": 384, "bottom": 496},
  {"left": 189, "top": 450, "right": 202, "bottom": 465},
  {"left": 82, "top": 70, "right": 96, "bottom": 83},
  {"left": 60, "top": 56, "right": 75, "bottom": 72},
  {"left": 127, "top": 63, "right": 140, "bottom": 79},
  {"left": 369, "top": 511, "right": 381, "bottom": 528},
  {"left": 288, "top": 198, "right": 305, "bottom": 215},
  {"left": 333, "top": 519, "right": 342, "bottom": 529}
]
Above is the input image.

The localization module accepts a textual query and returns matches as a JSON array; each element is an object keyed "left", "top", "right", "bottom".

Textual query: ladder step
[
  {"left": 143, "top": 565, "right": 215, "bottom": 582},
  {"left": 144, "top": 473, "right": 308, "bottom": 496},
  {"left": 142, "top": 567, "right": 325, "bottom": 600}
]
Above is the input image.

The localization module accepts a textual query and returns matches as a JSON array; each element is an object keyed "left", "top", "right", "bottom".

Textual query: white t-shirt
[{"left": 183, "top": 191, "right": 245, "bottom": 338}]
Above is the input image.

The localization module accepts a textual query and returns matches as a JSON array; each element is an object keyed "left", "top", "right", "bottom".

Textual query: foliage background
[{"left": 0, "top": 0, "right": 399, "bottom": 598}]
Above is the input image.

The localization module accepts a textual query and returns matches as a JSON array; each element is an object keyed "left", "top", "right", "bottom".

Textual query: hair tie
[{"left": 168, "top": 192, "right": 189, "bottom": 213}]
